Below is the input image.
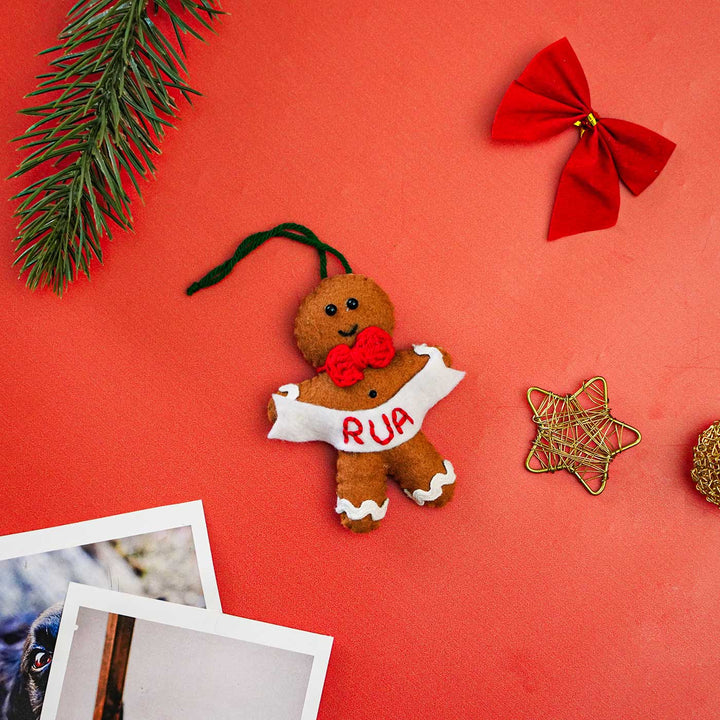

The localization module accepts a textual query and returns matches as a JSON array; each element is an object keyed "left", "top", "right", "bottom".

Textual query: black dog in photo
[{"left": 0, "top": 604, "right": 62, "bottom": 720}]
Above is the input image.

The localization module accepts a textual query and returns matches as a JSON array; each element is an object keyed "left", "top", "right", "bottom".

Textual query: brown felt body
[{"left": 271, "top": 273, "right": 456, "bottom": 532}]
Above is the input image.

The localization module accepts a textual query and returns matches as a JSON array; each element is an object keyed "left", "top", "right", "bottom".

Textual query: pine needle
[{"left": 10, "top": 0, "right": 223, "bottom": 295}]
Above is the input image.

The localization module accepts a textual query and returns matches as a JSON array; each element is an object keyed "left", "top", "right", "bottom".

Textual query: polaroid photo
[
  {"left": 41, "top": 584, "right": 333, "bottom": 720},
  {"left": 0, "top": 501, "right": 220, "bottom": 720}
]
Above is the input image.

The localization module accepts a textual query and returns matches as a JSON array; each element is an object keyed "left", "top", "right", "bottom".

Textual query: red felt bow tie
[
  {"left": 318, "top": 326, "right": 396, "bottom": 387},
  {"left": 492, "top": 38, "right": 676, "bottom": 240}
]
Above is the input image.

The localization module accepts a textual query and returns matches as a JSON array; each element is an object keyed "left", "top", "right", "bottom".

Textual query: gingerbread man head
[{"left": 294, "top": 274, "right": 394, "bottom": 367}]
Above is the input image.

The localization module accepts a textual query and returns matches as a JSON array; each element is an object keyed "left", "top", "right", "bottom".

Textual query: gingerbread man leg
[
  {"left": 335, "top": 450, "right": 388, "bottom": 533},
  {"left": 385, "top": 431, "right": 455, "bottom": 507}
]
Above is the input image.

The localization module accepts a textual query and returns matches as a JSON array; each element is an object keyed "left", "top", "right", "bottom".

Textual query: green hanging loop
[{"left": 186, "top": 223, "right": 352, "bottom": 296}]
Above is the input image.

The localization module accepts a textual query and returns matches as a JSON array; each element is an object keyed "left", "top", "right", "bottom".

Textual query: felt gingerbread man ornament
[{"left": 188, "top": 223, "right": 464, "bottom": 532}]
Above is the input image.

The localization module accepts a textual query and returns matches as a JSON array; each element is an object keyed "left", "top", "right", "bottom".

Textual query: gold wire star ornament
[{"left": 525, "top": 377, "right": 641, "bottom": 495}]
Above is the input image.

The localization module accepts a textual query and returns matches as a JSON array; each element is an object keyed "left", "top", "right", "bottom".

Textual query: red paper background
[{"left": 2, "top": 2, "right": 720, "bottom": 718}]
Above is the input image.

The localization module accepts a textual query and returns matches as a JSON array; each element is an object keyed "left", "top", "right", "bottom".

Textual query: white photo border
[
  {"left": 41, "top": 584, "right": 333, "bottom": 720},
  {"left": 0, "top": 500, "right": 221, "bottom": 611}
]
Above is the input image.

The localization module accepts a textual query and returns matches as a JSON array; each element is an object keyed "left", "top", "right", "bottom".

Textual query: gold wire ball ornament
[
  {"left": 692, "top": 421, "right": 720, "bottom": 507},
  {"left": 525, "top": 376, "right": 642, "bottom": 495}
]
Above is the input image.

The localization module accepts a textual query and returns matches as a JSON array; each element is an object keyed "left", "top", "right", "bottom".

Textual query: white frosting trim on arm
[
  {"left": 412, "top": 343, "right": 434, "bottom": 357},
  {"left": 276, "top": 383, "right": 300, "bottom": 400}
]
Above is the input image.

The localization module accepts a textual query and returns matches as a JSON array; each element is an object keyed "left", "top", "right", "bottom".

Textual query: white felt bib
[{"left": 268, "top": 345, "right": 465, "bottom": 453}]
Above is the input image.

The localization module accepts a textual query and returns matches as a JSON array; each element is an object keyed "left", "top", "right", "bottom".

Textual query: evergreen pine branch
[{"left": 10, "top": 0, "right": 223, "bottom": 295}]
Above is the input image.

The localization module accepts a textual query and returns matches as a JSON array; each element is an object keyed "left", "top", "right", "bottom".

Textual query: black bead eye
[
  {"left": 325, "top": 304, "right": 337, "bottom": 316},
  {"left": 346, "top": 298, "right": 359, "bottom": 310},
  {"left": 368, "top": 390, "right": 377, "bottom": 398}
]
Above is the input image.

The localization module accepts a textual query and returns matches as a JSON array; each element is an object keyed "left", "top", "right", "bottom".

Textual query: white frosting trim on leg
[
  {"left": 404, "top": 460, "right": 456, "bottom": 506},
  {"left": 335, "top": 497, "right": 389, "bottom": 521}
]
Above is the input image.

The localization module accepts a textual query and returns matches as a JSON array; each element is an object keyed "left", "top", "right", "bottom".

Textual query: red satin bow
[
  {"left": 318, "top": 326, "right": 395, "bottom": 387},
  {"left": 492, "top": 38, "right": 676, "bottom": 240}
]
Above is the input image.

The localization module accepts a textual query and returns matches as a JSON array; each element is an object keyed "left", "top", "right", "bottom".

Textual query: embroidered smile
[{"left": 337, "top": 324, "right": 359, "bottom": 337}]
